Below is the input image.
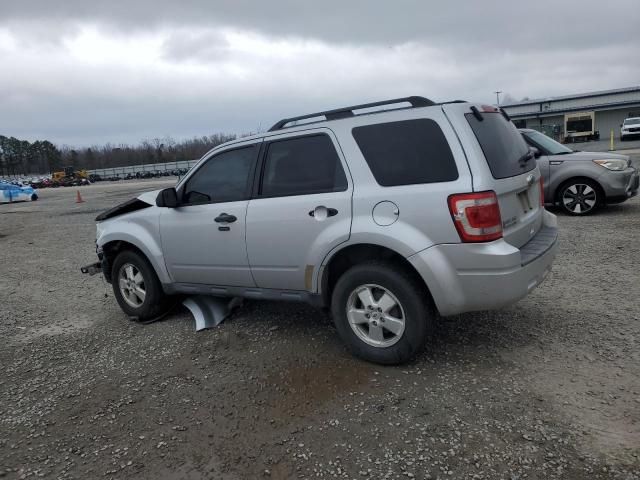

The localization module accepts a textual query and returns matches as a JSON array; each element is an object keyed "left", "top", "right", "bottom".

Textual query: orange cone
[{"left": 76, "top": 190, "right": 85, "bottom": 203}]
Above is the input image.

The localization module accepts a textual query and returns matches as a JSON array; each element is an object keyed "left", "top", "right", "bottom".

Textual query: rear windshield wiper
[
  {"left": 470, "top": 106, "right": 483, "bottom": 121},
  {"left": 518, "top": 150, "right": 535, "bottom": 166}
]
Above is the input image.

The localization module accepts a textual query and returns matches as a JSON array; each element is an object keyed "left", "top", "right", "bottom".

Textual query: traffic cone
[{"left": 76, "top": 190, "right": 85, "bottom": 203}]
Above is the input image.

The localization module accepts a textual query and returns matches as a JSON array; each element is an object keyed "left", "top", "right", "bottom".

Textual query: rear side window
[
  {"left": 465, "top": 112, "right": 533, "bottom": 179},
  {"left": 261, "top": 134, "right": 347, "bottom": 197},
  {"left": 352, "top": 119, "right": 458, "bottom": 187}
]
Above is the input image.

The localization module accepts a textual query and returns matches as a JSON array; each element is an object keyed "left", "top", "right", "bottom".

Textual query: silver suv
[{"left": 85, "top": 97, "right": 558, "bottom": 364}]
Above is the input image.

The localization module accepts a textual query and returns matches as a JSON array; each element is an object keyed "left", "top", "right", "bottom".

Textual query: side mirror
[
  {"left": 156, "top": 187, "right": 179, "bottom": 208},
  {"left": 530, "top": 147, "right": 541, "bottom": 159}
]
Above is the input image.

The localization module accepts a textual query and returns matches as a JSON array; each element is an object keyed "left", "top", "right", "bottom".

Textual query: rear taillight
[
  {"left": 539, "top": 176, "right": 544, "bottom": 206},
  {"left": 448, "top": 191, "right": 503, "bottom": 242}
]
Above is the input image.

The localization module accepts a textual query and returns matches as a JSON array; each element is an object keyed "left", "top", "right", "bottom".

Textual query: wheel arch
[
  {"left": 101, "top": 239, "right": 168, "bottom": 284},
  {"left": 319, "top": 243, "right": 433, "bottom": 307}
]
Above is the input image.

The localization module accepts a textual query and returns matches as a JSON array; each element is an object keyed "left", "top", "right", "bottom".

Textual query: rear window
[
  {"left": 465, "top": 112, "right": 533, "bottom": 179},
  {"left": 352, "top": 119, "right": 458, "bottom": 187}
]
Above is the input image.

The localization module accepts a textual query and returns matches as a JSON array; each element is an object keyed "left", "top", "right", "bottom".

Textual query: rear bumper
[{"left": 408, "top": 210, "right": 558, "bottom": 316}]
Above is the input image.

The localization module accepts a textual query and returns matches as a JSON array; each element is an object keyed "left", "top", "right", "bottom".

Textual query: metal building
[{"left": 501, "top": 86, "right": 640, "bottom": 142}]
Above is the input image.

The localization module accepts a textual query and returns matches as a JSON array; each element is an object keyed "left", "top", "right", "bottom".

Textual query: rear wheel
[
  {"left": 558, "top": 179, "right": 600, "bottom": 215},
  {"left": 111, "top": 250, "right": 172, "bottom": 321},
  {"left": 331, "top": 261, "right": 433, "bottom": 365}
]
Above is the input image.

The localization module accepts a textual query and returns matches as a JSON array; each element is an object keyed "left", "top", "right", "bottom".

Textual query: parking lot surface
[
  {"left": 1, "top": 176, "right": 639, "bottom": 479},
  {"left": 566, "top": 137, "right": 640, "bottom": 153}
]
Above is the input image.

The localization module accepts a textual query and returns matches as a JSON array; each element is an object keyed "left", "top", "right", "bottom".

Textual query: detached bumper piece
[
  {"left": 81, "top": 262, "right": 102, "bottom": 276},
  {"left": 182, "top": 295, "right": 243, "bottom": 331}
]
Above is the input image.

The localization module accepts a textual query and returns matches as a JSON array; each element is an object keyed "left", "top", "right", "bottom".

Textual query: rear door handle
[
  {"left": 308, "top": 206, "right": 338, "bottom": 218},
  {"left": 215, "top": 213, "right": 237, "bottom": 223}
]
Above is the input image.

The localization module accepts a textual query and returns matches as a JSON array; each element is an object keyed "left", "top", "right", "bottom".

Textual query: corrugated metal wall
[
  {"left": 503, "top": 89, "right": 640, "bottom": 116},
  {"left": 594, "top": 108, "right": 640, "bottom": 139}
]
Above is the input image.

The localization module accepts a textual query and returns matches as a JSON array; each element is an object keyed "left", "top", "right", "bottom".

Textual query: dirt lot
[{"left": 1, "top": 174, "right": 639, "bottom": 480}]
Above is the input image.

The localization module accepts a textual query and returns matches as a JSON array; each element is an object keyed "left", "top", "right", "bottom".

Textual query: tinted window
[
  {"left": 466, "top": 113, "right": 533, "bottom": 179},
  {"left": 184, "top": 146, "right": 255, "bottom": 204},
  {"left": 522, "top": 130, "right": 573, "bottom": 155},
  {"left": 352, "top": 119, "right": 458, "bottom": 187},
  {"left": 261, "top": 135, "right": 347, "bottom": 197}
]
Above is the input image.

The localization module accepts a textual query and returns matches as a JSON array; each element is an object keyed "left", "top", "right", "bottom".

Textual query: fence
[{"left": 87, "top": 160, "right": 200, "bottom": 178}]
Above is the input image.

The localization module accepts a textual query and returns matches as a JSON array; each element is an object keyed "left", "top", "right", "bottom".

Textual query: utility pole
[{"left": 494, "top": 91, "right": 502, "bottom": 106}]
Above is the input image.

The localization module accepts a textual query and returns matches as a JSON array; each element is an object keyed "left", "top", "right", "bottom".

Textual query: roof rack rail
[{"left": 268, "top": 96, "right": 435, "bottom": 131}]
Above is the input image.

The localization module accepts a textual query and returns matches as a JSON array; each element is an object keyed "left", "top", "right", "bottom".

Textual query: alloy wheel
[
  {"left": 346, "top": 284, "right": 406, "bottom": 348},
  {"left": 562, "top": 183, "right": 597, "bottom": 214},
  {"left": 118, "top": 263, "right": 146, "bottom": 308}
]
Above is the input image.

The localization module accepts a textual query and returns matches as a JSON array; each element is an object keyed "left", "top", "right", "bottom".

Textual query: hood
[
  {"left": 138, "top": 189, "right": 162, "bottom": 204},
  {"left": 95, "top": 189, "right": 159, "bottom": 222},
  {"left": 556, "top": 151, "right": 630, "bottom": 163}
]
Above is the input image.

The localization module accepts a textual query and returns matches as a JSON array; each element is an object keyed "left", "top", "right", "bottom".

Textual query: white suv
[
  {"left": 83, "top": 97, "right": 558, "bottom": 364},
  {"left": 621, "top": 117, "right": 640, "bottom": 141}
]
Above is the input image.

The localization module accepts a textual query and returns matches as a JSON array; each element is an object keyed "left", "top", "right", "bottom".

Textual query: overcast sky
[{"left": 1, "top": 1, "right": 639, "bottom": 147}]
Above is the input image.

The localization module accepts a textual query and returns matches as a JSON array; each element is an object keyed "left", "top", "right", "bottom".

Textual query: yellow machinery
[{"left": 52, "top": 166, "right": 89, "bottom": 182}]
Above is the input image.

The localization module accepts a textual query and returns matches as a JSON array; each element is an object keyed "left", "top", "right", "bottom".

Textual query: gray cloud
[
  {"left": 4, "top": 1, "right": 638, "bottom": 49},
  {"left": 1, "top": 1, "right": 639, "bottom": 146}
]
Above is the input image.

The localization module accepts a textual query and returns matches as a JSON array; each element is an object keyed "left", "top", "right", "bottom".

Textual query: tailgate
[
  {"left": 493, "top": 170, "right": 543, "bottom": 248},
  {"left": 444, "top": 104, "right": 543, "bottom": 249}
]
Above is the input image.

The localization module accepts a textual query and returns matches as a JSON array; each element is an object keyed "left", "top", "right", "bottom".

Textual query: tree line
[
  {"left": 0, "top": 133, "right": 238, "bottom": 176},
  {"left": 0, "top": 136, "right": 62, "bottom": 177}
]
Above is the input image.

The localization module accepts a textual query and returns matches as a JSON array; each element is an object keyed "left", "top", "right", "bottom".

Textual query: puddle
[{"left": 261, "top": 358, "right": 376, "bottom": 419}]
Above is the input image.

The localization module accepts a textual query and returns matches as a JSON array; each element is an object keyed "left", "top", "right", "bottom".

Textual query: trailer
[{"left": 563, "top": 111, "right": 599, "bottom": 143}]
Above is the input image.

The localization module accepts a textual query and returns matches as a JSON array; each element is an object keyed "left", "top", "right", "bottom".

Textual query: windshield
[
  {"left": 522, "top": 130, "right": 573, "bottom": 155},
  {"left": 623, "top": 118, "right": 640, "bottom": 126}
]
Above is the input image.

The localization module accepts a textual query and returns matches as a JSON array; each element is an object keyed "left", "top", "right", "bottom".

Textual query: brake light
[
  {"left": 539, "top": 176, "right": 544, "bottom": 206},
  {"left": 448, "top": 191, "right": 503, "bottom": 242}
]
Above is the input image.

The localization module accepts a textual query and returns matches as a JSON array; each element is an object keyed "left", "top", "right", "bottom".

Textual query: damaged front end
[
  {"left": 81, "top": 194, "right": 157, "bottom": 281},
  {"left": 95, "top": 197, "right": 152, "bottom": 222},
  {"left": 81, "top": 244, "right": 112, "bottom": 281}
]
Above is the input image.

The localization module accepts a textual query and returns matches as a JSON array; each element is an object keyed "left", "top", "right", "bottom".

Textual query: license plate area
[{"left": 517, "top": 188, "right": 534, "bottom": 213}]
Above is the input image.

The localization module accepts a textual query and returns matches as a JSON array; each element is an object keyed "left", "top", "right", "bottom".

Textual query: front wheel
[
  {"left": 111, "top": 250, "right": 172, "bottom": 321},
  {"left": 558, "top": 180, "right": 600, "bottom": 215},
  {"left": 331, "top": 261, "right": 433, "bottom": 365}
]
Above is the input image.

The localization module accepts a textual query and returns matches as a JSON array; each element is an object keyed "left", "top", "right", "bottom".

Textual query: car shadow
[
  {"left": 210, "top": 298, "right": 544, "bottom": 368},
  {"left": 545, "top": 202, "right": 636, "bottom": 217}
]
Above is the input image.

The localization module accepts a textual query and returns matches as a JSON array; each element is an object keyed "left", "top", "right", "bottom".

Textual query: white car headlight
[{"left": 593, "top": 159, "right": 628, "bottom": 171}]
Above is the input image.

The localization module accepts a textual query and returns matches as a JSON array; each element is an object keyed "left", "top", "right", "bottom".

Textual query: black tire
[
  {"left": 111, "top": 249, "right": 172, "bottom": 321},
  {"left": 557, "top": 178, "right": 601, "bottom": 216},
  {"left": 331, "top": 261, "right": 434, "bottom": 365}
]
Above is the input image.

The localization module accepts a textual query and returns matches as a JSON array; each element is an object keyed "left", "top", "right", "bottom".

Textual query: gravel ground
[{"left": 1, "top": 174, "right": 639, "bottom": 480}]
